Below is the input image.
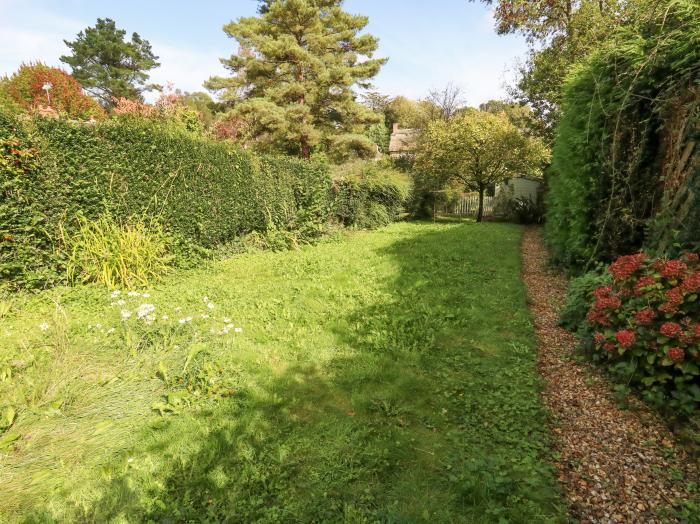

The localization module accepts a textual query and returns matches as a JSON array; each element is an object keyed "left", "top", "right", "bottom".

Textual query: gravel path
[{"left": 521, "top": 227, "right": 698, "bottom": 523}]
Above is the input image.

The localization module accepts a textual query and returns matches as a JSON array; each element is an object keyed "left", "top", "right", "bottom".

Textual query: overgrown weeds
[{"left": 60, "top": 214, "right": 173, "bottom": 289}]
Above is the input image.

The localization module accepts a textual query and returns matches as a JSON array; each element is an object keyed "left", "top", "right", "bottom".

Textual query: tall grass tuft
[{"left": 60, "top": 214, "right": 173, "bottom": 289}]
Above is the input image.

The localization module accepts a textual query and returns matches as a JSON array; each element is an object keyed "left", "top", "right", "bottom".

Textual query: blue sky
[{"left": 0, "top": 0, "right": 527, "bottom": 106}]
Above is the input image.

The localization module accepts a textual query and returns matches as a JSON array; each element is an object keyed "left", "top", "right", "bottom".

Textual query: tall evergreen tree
[
  {"left": 60, "top": 18, "right": 160, "bottom": 107},
  {"left": 205, "top": 0, "right": 386, "bottom": 158}
]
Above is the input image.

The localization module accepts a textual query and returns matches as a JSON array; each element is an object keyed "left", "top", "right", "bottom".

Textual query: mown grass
[{"left": 0, "top": 221, "right": 566, "bottom": 522}]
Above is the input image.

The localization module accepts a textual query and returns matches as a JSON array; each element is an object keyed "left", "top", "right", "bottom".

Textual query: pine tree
[
  {"left": 60, "top": 18, "right": 160, "bottom": 107},
  {"left": 205, "top": 0, "right": 386, "bottom": 158}
]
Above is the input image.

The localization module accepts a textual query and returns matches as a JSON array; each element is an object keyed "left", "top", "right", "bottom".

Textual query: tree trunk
[
  {"left": 301, "top": 138, "right": 311, "bottom": 159},
  {"left": 476, "top": 185, "right": 485, "bottom": 223}
]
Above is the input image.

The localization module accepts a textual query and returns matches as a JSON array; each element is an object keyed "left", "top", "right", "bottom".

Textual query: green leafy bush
[
  {"left": 502, "top": 196, "right": 545, "bottom": 225},
  {"left": 582, "top": 252, "right": 700, "bottom": 415},
  {"left": 333, "top": 175, "right": 406, "bottom": 228},
  {"left": 546, "top": 0, "right": 700, "bottom": 269},
  {"left": 0, "top": 112, "right": 332, "bottom": 289},
  {"left": 331, "top": 160, "right": 409, "bottom": 229},
  {"left": 559, "top": 266, "right": 611, "bottom": 332},
  {"left": 61, "top": 214, "right": 172, "bottom": 289}
]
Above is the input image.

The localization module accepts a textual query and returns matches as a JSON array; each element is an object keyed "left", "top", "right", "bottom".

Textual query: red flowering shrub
[
  {"left": 668, "top": 347, "right": 685, "bottom": 363},
  {"left": 615, "top": 329, "right": 636, "bottom": 347},
  {"left": 659, "top": 322, "right": 682, "bottom": 338},
  {"left": 608, "top": 253, "right": 646, "bottom": 281},
  {"left": 661, "top": 260, "right": 687, "bottom": 279},
  {"left": 584, "top": 252, "right": 700, "bottom": 415},
  {"left": 634, "top": 308, "right": 656, "bottom": 325}
]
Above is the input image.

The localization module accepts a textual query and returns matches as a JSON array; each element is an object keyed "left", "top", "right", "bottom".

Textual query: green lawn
[{"left": 0, "top": 222, "right": 565, "bottom": 523}]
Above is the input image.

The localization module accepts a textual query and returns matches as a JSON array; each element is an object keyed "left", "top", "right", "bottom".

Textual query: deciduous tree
[
  {"left": 1, "top": 62, "right": 103, "bottom": 119},
  {"left": 415, "top": 109, "right": 549, "bottom": 221},
  {"left": 426, "top": 83, "right": 466, "bottom": 122},
  {"left": 474, "top": 0, "right": 622, "bottom": 138}
]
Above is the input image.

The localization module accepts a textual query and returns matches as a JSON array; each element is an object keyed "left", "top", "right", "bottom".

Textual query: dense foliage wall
[
  {"left": 331, "top": 161, "right": 409, "bottom": 229},
  {"left": 0, "top": 113, "right": 332, "bottom": 289},
  {"left": 545, "top": 0, "right": 700, "bottom": 269}
]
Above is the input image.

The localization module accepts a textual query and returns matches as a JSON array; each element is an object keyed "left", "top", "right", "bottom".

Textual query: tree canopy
[
  {"left": 205, "top": 0, "right": 387, "bottom": 159},
  {"left": 0, "top": 63, "right": 104, "bottom": 119},
  {"left": 474, "top": 0, "right": 624, "bottom": 138},
  {"left": 415, "top": 109, "right": 549, "bottom": 221},
  {"left": 60, "top": 18, "right": 160, "bottom": 107}
]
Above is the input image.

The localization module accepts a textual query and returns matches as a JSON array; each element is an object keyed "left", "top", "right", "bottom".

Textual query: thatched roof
[{"left": 389, "top": 125, "right": 419, "bottom": 154}]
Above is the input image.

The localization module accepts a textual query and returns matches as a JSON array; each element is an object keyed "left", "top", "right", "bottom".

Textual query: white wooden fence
[{"left": 443, "top": 192, "right": 495, "bottom": 217}]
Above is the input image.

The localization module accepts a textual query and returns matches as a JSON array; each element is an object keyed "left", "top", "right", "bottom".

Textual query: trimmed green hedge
[
  {"left": 329, "top": 160, "right": 410, "bottom": 229},
  {"left": 333, "top": 174, "right": 407, "bottom": 229},
  {"left": 0, "top": 113, "right": 331, "bottom": 289}
]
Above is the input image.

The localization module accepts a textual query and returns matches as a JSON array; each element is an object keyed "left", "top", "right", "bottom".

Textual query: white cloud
[
  {"left": 0, "top": 8, "right": 81, "bottom": 75},
  {"left": 145, "top": 42, "right": 228, "bottom": 100},
  {"left": 0, "top": 3, "right": 226, "bottom": 99}
]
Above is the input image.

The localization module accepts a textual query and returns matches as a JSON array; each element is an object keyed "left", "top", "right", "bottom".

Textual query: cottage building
[{"left": 388, "top": 123, "right": 420, "bottom": 159}]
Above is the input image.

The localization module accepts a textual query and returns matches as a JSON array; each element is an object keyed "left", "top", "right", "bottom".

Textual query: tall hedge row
[
  {"left": 333, "top": 176, "right": 406, "bottom": 229},
  {"left": 0, "top": 113, "right": 332, "bottom": 289},
  {"left": 545, "top": 0, "right": 700, "bottom": 269}
]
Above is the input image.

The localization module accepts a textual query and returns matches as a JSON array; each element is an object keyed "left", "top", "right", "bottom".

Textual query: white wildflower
[
  {"left": 127, "top": 291, "right": 140, "bottom": 297},
  {"left": 207, "top": 302, "right": 215, "bottom": 310},
  {"left": 95, "top": 323, "right": 102, "bottom": 329},
  {"left": 111, "top": 290, "right": 121, "bottom": 298},
  {"left": 107, "top": 327, "right": 116, "bottom": 334},
  {"left": 136, "top": 303, "right": 156, "bottom": 319},
  {"left": 39, "top": 322, "right": 50, "bottom": 332},
  {"left": 116, "top": 299, "right": 126, "bottom": 306},
  {"left": 178, "top": 318, "right": 187, "bottom": 325},
  {"left": 145, "top": 314, "right": 156, "bottom": 324},
  {"left": 121, "top": 310, "right": 132, "bottom": 320},
  {"left": 234, "top": 327, "right": 243, "bottom": 333},
  {"left": 186, "top": 316, "right": 193, "bottom": 322},
  {"left": 224, "top": 318, "right": 232, "bottom": 324},
  {"left": 201, "top": 314, "right": 210, "bottom": 319},
  {"left": 174, "top": 306, "right": 182, "bottom": 312},
  {"left": 142, "top": 293, "right": 150, "bottom": 298},
  {"left": 161, "top": 315, "right": 169, "bottom": 321},
  {"left": 203, "top": 296, "right": 209, "bottom": 303}
]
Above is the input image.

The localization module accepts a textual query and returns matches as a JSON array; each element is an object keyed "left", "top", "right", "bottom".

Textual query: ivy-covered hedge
[
  {"left": 0, "top": 113, "right": 332, "bottom": 289},
  {"left": 546, "top": 0, "right": 700, "bottom": 269}
]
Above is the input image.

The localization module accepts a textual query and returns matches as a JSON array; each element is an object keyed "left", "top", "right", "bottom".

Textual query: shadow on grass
[{"left": 28, "top": 222, "right": 565, "bottom": 523}]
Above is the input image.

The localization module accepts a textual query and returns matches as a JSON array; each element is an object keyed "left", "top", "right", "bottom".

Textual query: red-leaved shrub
[
  {"left": 586, "top": 252, "right": 700, "bottom": 415},
  {"left": 4, "top": 62, "right": 103, "bottom": 119}
]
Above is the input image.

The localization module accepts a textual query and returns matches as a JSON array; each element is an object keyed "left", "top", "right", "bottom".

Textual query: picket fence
[{"left": 443, "top": 192, "right": 495, "bottom": 217}]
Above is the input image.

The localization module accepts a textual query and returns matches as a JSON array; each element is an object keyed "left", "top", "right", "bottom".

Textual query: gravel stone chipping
[{"left": 521, "top": 227, "right": 698, "bottom": 523}]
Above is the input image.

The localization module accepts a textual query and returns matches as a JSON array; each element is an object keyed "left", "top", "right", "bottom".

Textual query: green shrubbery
[
  {"left": 1, "top": 112, "right": 407, "bottom": 290},
  {"left": 0, "top": 112, "right": 333, "bottom": 289},
  {"left": 546, "top": 0, "right": 700, "bottom": 269},
  {"left": 331, "top": 160, "right": 410, "bottom": 229}
]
